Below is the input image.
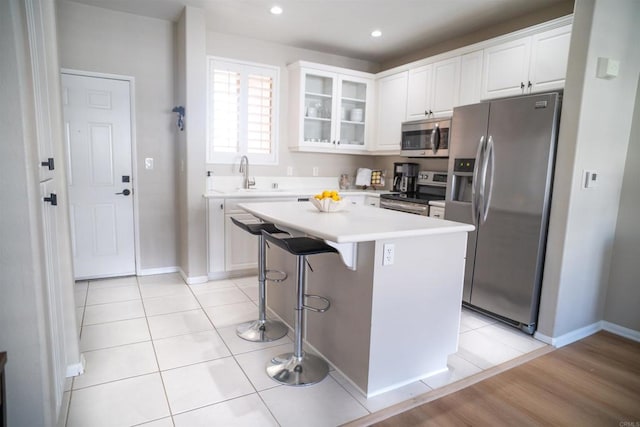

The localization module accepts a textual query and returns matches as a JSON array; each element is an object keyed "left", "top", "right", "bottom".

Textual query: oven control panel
[{"left": 417, "top": 171, "right": 448, "bottom": 187}]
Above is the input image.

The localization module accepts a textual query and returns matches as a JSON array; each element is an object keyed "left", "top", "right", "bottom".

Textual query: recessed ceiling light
[
  {"left": 270, "top": 5, "right": 283, "bottom": 15},
  {"left": 371, "top": 29, "right": 382, "bottom": 38}
]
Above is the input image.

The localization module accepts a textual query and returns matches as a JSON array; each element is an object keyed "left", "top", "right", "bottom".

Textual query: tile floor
[{"left": 62, "top": 273, "right": 547, "bottom": 426}]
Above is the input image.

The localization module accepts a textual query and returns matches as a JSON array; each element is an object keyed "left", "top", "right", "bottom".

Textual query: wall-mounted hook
[{"left": 172, "top": 106, "right": 185, "bottom": 131}]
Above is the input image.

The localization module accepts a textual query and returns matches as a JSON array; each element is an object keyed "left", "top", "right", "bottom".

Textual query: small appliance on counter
[
  {"left": 381, "top": 170, "right": 448, "bottom": 216},
  {"left": 391, "top": 162, "right": 419, "bottom": 194}
]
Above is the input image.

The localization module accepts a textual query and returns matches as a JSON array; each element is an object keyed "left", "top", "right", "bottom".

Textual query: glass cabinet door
[
  {"left": 338, "top": 78, "right": 367, "bottom": 148},
  {"left": 303, "top": 72, "right": 334, "bottom": 145}
]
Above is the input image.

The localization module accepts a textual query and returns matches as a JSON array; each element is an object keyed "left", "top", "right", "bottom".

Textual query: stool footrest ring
[
  {"left": 303, "top": 294, "right": 331, "bottom": 313},
  {"left": 265, "top": 269, "right": 288, "bottom": 283}
]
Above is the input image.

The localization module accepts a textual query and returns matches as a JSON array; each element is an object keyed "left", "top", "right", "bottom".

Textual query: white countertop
[
  {"left": 204, "top": 188, "right": 390, "bottom": 199},
  {"left": 239, "top": 201, "right": 474, "bottom": 243}
]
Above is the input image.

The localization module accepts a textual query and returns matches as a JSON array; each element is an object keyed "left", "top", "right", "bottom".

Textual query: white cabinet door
[
  {"left": 336, "top": 75, "right": 371, "bottom": 151},
  {"left": 40, "top": 179, "right": 67, "bottom": 411},
  {"left": 459, "top": 50, "right": 483, "bottom": 107},
  {"left": 528, "top": 25, "right": 571, "bottom": 93},
  {"left": 289, "top": 63, "right": 373, "bottom": 154},
  {"left": 207, "top": 199, "right": 225, "bottom": 274},
  {"left": 406, "top": 65, "right": 432, "bottom": 120},
  {"left": 481, "top": 36, "right": 531, "bottom": 100},
  {"left": 365, "top": 196, "right": 380, "bottom": 207},
  {"left": 373, "top": 71, "right": 407, "bottom": 153},
  {"left": 299, "top": 69, "right": 337, "bottom": 150},
  {"left": 431, "top": 56, "right": 460, "bottom": 117},
  {"left": 225, "top": 213, "right": 259, "bottom": 272}
]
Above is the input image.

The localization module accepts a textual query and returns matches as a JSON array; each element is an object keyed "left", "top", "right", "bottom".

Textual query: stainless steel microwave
[{"left": 400, "top": 117, "right": 451, "bottom": 157}]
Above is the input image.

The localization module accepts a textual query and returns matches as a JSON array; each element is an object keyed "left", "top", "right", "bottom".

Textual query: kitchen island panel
[
  {"left": 266, "top": 242, "right": 376, "bottom": 393},
  {"left": 368, "top": 233, "right": 466, "bottom": 394}
]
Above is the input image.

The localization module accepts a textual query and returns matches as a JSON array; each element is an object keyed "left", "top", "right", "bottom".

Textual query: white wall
[
  {"left": 604, "top": 79, "right": 640, "bottom": 332},
  {"left": 538, "top": 0, "right": 640, "bottom": 339},
  {"left": 205, "top": 31, "right": 380, "bottom": 180},
  {"left": 57, "top": 1, "right": 178, "bottom": 272}
]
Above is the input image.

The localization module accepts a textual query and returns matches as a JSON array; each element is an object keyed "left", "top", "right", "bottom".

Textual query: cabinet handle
[
  {"left": 220, "top": 203, "right": 223, "bottom": 210},
  {"left": 43, "top": 193, "right": 57, "bottom": 206},
  {"left": 520, "top": 82, "right": 525, "bottom": 90},
  {"left": 337, "top": 140, "right": 340, "bottom": 145},
  {"left": 527, "top": 81, "right": 532, "bottom": 89},
  {"left": 424, "top": 110, "right": 428, "bottom": 116},
  {"left": 41, "top": 157, "right": 55, "bottom": 170},
  {"left": 429, "top": 110, "right": 433, "bottom": 116}
]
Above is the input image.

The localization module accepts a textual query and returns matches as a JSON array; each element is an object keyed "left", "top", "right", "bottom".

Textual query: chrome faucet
[{"left": 239, "top": 155, "right": 255, "bottom": 189}]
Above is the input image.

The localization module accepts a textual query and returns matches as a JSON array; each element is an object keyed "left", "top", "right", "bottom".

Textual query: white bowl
[{"left": 310, "top": 197, "right": 346, "bottom": 212}]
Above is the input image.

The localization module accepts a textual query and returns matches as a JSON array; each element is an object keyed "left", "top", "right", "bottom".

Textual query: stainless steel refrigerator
[{"left": 445, "top": 92, "right": 561, "bottom": 334}]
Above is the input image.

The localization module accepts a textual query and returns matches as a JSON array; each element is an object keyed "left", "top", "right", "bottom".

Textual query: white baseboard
[
  {"left": 602, "top": 321, "right": 640, "bottom": 343},
  {"left": 66, "top": 353, "right": 85, "bottom": 377},
  {"left": 178, "top": 268, "right": 208, "bottom": 285},
  {"left": 137, "top": 266, "right": 179, "bottom": 276},
  {"left": 534, "top": 321, "right": 602, "bottom": 348}
]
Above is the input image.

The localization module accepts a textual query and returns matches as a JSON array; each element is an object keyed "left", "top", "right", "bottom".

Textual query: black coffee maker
[{"left": 392, "top": 162, "right": 419, "bottom": 194}]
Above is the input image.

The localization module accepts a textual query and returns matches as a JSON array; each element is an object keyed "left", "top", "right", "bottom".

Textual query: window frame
[{"left": 206, "top": 56, "right": 280, "bottom": 165}]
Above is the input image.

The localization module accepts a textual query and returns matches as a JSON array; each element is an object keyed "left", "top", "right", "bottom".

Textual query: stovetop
[{"left": 380, "top": 193, "right": 445, "bottom": 206}]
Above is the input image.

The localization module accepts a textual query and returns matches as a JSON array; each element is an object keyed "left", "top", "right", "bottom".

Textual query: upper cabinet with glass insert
[{"left": 289, "top": 62, "right": 374, "bottom": 154}]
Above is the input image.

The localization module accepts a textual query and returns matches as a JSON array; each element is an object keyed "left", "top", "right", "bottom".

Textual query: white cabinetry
[
  {"left": 528, "top": 25, "right": 572, "bottom": 93},
  {"left": 207, "top": 197, "right": 297, "bottom": 277},
  {"left": 459, "top": 50, "right": 483, "bottom": 106},
  {"left": 406, "top": 56, "right": 460, "bottom": 120},
  {"left": 372, "top": 71, "right": 407, "bottom": 153},
  {"left": 289, "top": 62, "right": 373, "bottom": 154},
  {"left": 481, "top": 24, "right": 571, "bottom": 100}
]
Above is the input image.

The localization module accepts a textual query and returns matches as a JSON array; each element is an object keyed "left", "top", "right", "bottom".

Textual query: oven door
[{"left": 380, "top": 199, "right": 429, "bottom": 215}]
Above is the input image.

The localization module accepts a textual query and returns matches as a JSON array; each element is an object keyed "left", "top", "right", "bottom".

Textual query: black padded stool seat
[
  {"left": 230, "top": 217, "right": 289, "bottom": 342},
  {"left": 231, "top": 217, "right": 284, "bottom": 236},
  {"left": 261, "top": 230, "right": 336, "bottom": 386},
  {"left": 262, "top": 233, "right": 339, "bottom": 257}
]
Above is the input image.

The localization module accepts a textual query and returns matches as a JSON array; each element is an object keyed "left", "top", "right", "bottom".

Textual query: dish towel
[{"left": 355, "top": 168, "right": 372, "bottom": 186}]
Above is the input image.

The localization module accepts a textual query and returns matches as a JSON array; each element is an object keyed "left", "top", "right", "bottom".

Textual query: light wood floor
[{"left": 370, "top": 331, "right": 640, "bottom": 426}]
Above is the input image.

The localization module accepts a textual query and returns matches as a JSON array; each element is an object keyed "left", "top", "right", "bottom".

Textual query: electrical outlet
[
  {"left": 383, "top": 243, "right": 395, "bottom": 266},
  {"left": 144, "top": 158, "right": 154, "bottom": 170},
  {"left": 312, "top": 166, "right": 319, "bottom": 177},
  {"left": 287, "top": 166, "right": 293, "bottom": 176}
]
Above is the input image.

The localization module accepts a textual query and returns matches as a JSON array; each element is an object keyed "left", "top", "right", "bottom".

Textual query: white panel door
[
  {"left": 459, "top": 50, "right": 483, "bottom": 107},
  {"left": 481, "top": 37, "right": 531, "bottom": 100},
  {"left": 61, "top": 73, "right": 135, "bottom": 279},
  {"left": 406, "top": 64, "right": 432, "bottom": 120},
  {"left": 529, "top": 25, "right": 572, "bottom": 93},
  {"left": 374, "top": 71, "right": 408, "bottom": 152},
  {"left": 430, "top": 56, "right": 461, "bottom": 117}
]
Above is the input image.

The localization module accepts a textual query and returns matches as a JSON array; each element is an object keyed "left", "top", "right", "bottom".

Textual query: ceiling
[{"left": 65, "top": 0, "right": 571, "bottom": 64}]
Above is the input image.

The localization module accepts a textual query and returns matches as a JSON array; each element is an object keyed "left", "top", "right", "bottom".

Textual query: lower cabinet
[
  {"left": 207, "top": 197, "right": 297, "bottom": 277},
  {"left": 225, "top": 213, "right": 259, "bottom": 271}
]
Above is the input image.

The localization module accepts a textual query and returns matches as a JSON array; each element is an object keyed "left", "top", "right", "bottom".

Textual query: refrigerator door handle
[
  {"left": 471, "top": 135, "right": 485, "bottom": 225},
  {"left": 481, "top": 135, "right": 495, "bottom": 224}
]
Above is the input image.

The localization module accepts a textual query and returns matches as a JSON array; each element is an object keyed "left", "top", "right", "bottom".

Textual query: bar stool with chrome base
[
  {"left": 231, "top": 217, "right": 289, "bottom": 342},
  {"left": 261, "top": 230, "right": 338, "bottom": 386}
]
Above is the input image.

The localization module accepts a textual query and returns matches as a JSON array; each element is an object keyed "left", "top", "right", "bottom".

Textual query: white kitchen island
[{"left": 239, "top": 201, "right": 474, "bottom": 397}]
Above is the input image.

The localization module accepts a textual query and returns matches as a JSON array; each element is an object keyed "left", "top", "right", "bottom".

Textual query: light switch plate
[{"left": 584, "top": 170, "right": 598, "bottom": 188}]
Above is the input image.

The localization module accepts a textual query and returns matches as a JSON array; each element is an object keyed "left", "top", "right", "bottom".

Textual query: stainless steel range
[{"left": 380, "top": 171, "right": 448, "bottom": 216}]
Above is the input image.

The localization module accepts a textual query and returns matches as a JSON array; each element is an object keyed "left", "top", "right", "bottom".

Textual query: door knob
[
  {"left": 40, "top": 157, "right": 55, "bottom": 170},
  {"left": 116, "top": 189, "right": 131, "bottom": 196}
]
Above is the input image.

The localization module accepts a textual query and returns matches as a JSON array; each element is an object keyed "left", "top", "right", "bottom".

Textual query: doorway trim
[{"left": 60, "top": 68, "right": 141, "bottom": 277}]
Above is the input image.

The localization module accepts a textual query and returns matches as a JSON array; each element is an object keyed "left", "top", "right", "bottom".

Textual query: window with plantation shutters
[{"left": 207, "top": 57, "right": 279, "bottom": 164}]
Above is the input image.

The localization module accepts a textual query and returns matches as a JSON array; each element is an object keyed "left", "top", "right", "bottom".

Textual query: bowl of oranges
[{"left": 310, "top": 190, "right": 346, "bottom": 212}]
